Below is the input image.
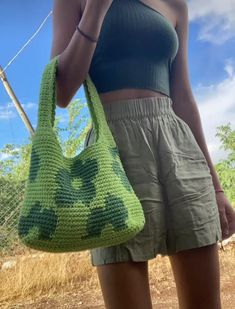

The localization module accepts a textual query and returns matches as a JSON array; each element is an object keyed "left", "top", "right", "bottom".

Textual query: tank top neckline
[{"left": 134, "top": 0, "right": 177, "bottom": 33}]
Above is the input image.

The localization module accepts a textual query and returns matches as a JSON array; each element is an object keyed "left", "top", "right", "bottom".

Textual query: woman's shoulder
[
  {"left": 169, "top": 0, "right": 188, "bottom": 15},
  {"left": 167, "top": 0, "right": 188, "bottom": 27}
]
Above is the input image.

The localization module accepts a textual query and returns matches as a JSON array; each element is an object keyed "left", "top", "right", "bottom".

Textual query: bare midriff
[{"left": 98, "top": 88, "right": 169, "bottom": 105}]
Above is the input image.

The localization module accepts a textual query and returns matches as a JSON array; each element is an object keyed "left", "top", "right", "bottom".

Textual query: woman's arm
[
  {"left": 169, "top": 0, "right": 223, "bottom": 191},
  {"left": 50, "top": 0, "right": 111, "bottom": 108}
]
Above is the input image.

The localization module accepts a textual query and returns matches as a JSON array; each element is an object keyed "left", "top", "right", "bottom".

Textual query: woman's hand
[{"left": 216, "top": 192, "right": 235, "bottom": 240}]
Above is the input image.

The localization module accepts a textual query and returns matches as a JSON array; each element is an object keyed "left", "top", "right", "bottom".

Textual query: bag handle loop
[{"left": 37, "top": 55, "right": 116, "bottom": 146}]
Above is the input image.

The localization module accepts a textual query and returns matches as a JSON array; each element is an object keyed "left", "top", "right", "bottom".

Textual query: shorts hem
[
  {"left": 90, "top": 217, "right": 222, "bottom": 266},
  {"left": 91, "top": 237, "right": 221, "bottom": 266},
  {"left": 91, "top": 253, "right": 158, "bottom": 267},
  {"left": 167, "top": 236, "right": 222, "bottom": 256},
  {"left": 166, "top": 222, "right": 222, "bottom": 255}
]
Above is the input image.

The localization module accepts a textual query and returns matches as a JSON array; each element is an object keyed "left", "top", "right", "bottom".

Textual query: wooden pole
[{"left": 0, "top": 65, "right": 35, "bottom": 136}]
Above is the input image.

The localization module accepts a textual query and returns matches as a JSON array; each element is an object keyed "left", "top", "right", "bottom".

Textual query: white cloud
[
  {"left": 194, "top": 59, "right": 235, "bottom": 163},
  {"left": 0, "top": 147, "right": 21, "bottom": 161},
  {"left": 0, "top": 101, "right": 36, "bottom": 120},
  {"left": 21, "top": 102, "right": 36, "bottom": 109},
  {"left": 0, "top": 152, "right": 12, "bottom": 160},
  {"left": 0, "top": 108, "right": 16, "bottom": 120},
  {"left": 188, "top": 0, "right": 235, "bottom": 44}
]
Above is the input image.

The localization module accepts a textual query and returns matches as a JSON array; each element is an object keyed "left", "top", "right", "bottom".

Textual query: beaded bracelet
[
  {"left": 215, "top": 189, "right": 224, "bottom": 194},
  {"left": 76, "top": 25, "right": 98, "bottom": 43}
]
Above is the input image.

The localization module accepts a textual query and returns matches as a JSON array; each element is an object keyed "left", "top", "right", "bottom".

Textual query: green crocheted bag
[{"left": 17, "top": 55, "right": 145, "bottom": 253}]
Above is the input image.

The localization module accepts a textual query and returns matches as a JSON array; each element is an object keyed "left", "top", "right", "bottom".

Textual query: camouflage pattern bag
[{"left": 17, "top": 55, "right": 145, "bottom": 253}]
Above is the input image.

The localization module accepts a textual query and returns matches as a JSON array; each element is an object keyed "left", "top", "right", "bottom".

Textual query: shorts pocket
[
  {"left": 170, "top": 112, "right": 210, "bottom": 168},
  {"left": 171, "top": 112, "right": 189, "bottom": 129}
]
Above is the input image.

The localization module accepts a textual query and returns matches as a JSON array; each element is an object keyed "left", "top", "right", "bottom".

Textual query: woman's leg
[
  {"left": 168, "top": 243, "right": 222, "bottom": 309},
  {"left": 95, "top": 261, "right": 153, "bottom": 309}
]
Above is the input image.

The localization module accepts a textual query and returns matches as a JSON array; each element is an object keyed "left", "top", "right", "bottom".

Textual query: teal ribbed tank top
[{"left": 88, "top": 0, "right": 179, "bottom": 97}]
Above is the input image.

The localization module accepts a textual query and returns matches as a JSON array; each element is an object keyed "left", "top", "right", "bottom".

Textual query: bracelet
[
  {"left": 76, "top": 25, "right": 98, "bottom": 43},
  {"left": 215, "top": 189, "right": 224, "bottom": 193}
]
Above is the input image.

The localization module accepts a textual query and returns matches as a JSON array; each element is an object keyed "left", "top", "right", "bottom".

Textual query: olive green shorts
[{"left": 83, "top": 96, "right": 222, "bottom": 266}]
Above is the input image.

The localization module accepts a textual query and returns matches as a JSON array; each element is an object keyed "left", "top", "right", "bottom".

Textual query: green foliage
[
  {"left": 214, "top": 122, "right": 235, "bottom": 205},
  {"left": 58, "top": 98, "right": 92, "bottom": 158},
  {"left": 0, "top": 98, "right": 91, "bottom": 179},
  {"left": 0, "top": 98, "right": 91, "bottom": 251}
]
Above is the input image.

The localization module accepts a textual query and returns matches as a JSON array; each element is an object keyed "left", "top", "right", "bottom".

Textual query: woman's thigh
[
  {"left": 96, "top": 261, "right": 153, "bottom": 309},
  {"left": 168, "top": 243, "right": 221, "bottom": 309}
]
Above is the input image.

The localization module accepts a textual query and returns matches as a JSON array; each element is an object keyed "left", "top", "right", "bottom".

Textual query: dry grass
[
  {"left": 0, "top": 249, "right": 99, "bottom": 305},
  {"left": 0, "top": 243, "right": 234, "bottom": 308}
]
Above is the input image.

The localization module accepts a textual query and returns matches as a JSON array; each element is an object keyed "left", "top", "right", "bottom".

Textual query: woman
[{"left": 50, "top": 1, "right": 235, "bottom": 308}]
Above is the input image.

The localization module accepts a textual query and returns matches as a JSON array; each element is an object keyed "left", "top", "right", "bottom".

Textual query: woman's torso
[{"left": 80, "top": 0, "right": 178, "bottom": 104}]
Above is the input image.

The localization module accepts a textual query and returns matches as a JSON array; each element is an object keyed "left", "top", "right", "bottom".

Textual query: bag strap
[{"left": 37, "top": 55, "right": 116, "bottom": 146}]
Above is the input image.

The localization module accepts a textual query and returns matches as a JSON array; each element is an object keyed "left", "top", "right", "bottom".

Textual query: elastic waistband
[{"left": 101, "top": 96, "right": 173, "bottom": 121}]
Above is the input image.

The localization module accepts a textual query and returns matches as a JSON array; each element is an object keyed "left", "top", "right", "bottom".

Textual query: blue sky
[{"left": 0, "top": 0, "right": 235, "bottom": 163}]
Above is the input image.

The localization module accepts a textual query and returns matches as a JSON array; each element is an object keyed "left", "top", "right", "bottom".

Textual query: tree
[
  {"left": 214, "top": 122, "right": 235, "bottom": 206},
  {"left": 0, "top": 98, "right": 91, "bottom": 180},
  {"left": 0, "top": 98, "right": 92, "bottom": 250}
]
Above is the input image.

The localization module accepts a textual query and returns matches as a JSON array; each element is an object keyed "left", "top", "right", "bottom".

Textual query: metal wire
[{"left": 1, "top": 10, "right": 52, "bottom": 74}]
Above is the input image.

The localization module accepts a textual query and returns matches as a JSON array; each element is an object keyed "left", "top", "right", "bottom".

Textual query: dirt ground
[{"left": 1, "top": 243, "right": 235, "bottom": 309}]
